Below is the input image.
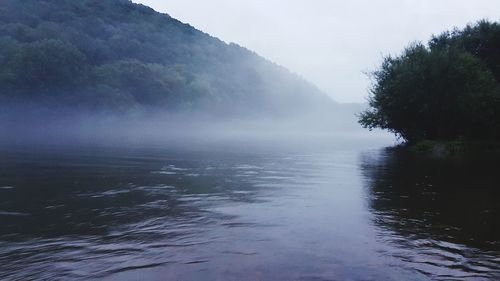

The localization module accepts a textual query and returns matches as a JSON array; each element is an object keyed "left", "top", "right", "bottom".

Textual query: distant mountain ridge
[{"left": 0, "top": 0, "right": 337, "bottom": 117}]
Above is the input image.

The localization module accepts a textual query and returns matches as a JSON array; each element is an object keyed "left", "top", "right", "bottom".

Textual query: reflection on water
[
  {"left": 0, "top": 140, "right": 499, "bottom": 280},
  {"left": 361, "top": 148, "right": 500, "bottom": 280}
]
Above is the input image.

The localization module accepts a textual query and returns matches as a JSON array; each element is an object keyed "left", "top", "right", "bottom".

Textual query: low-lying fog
[{"left": 0, "top": 101, "right": 392, "bottom": 147}]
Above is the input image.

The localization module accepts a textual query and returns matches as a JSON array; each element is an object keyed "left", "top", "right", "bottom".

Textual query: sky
[{"left": 135, "top": 0, "right": 499, "bottom": 103}]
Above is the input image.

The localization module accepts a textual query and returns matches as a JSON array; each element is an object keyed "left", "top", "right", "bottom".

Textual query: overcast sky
[{"left": 135, "top": 0, "right": 499, "bottom": 103}]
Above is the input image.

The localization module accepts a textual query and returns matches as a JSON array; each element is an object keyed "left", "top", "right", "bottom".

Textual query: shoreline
[{"left": 404, "top": 140, "right": 500, "bottom": 156}]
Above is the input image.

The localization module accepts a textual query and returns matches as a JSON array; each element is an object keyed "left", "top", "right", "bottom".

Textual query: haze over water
[{"left": 1, "top": 136, "right": 498, "bottom": 280}]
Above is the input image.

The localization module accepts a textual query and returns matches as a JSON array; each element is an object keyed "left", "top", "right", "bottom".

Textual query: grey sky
[{"left": 135, "top": 0, "right": 499, "bottom": 103}]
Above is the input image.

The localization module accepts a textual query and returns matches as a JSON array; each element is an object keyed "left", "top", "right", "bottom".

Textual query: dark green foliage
[
  {"left": 4, "top": 40, "right": 87, "bottom": 95},
  {"left": 0, "top": 0, "right": 332, "bottom": 115},
  {"left": 360, "top": 21, "right": 500, "bottom": 143},
  {"left": 429, "top": 20, "right": 500, "bottom": 82}
]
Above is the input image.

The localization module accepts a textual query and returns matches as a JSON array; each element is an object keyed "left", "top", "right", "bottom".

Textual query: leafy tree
[
  {"left": 360, "top": 21, "right": 500, "bottom": 143},
  {"left": 429, "top": 20, "right": 500, "bottom": 82}
]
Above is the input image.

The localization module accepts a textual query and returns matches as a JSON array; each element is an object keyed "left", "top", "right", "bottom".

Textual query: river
[{"left": 0, "top": 136, "right": 499, "bottom": 280}]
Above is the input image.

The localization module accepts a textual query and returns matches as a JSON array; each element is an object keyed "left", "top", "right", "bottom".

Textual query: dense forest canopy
[
  {"left": 359, "top": 20, "right": 500, "bottom": 143},
  {"left": 0, "top": 0, "right": 335, "bottom": 117}
]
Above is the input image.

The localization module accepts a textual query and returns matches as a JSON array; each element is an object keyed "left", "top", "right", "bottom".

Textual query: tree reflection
[{"left": 361, "top": 148, "right": 500, "bottom": 251}]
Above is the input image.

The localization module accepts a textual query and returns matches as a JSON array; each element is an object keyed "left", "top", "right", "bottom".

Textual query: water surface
[{"left": 0, "top": 137, "right": 499, "bottom": 280}]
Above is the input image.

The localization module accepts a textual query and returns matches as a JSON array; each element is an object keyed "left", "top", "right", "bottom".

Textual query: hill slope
[{"left": 0, "top": 0, "right": 336, "bottom": 117}]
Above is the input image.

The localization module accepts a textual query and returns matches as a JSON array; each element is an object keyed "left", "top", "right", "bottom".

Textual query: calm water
[{"left": 0, "top": 137, "right": 499, "bottom": 280}]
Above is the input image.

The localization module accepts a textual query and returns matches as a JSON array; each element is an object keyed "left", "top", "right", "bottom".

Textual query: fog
[
  {"left": 2, "top": 2, "right": 500, "bottom": 280},
  {"left": 1, "top": 0, "right": 398, "bottom": 147},
  {"left": 0, "top": 101, "right": 384, "bottom": 148},
  {"left": 137, "top": 0, "right": 500, "bottom": 103}
]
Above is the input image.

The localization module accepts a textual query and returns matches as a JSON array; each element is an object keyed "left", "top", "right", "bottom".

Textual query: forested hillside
[{"left": 0, "top": 0, "right": 336, "bottom": 117}]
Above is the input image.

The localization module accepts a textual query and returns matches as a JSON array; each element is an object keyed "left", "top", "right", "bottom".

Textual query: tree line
[
  {"left": 0, "top": 0, "right": 332, "bottom": 116},
  {"left": 360, "top": 20, "right": 500, "bottom": 143}
]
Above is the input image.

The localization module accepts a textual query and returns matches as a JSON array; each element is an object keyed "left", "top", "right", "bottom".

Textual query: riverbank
[{"left": 407, "top": 140, "right": 500, "bottom": 157}]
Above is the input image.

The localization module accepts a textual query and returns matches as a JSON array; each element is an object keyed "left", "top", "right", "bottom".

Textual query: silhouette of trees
[{"left": 360, "top": 21, "right": 500, "bottom": 143}]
